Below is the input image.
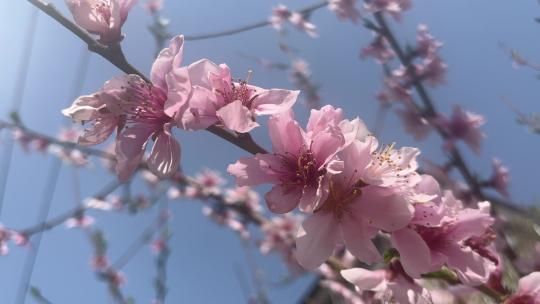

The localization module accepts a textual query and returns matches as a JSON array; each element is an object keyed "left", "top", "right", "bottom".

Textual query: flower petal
[
  {"left": 265, "top": 185, "right": 302, "bottom": 214},
  {"left": 151, "top": 35, "right": 185, "bottom": 91},
  {"left": 115, "top": 123, "right": 156, "bottom": 181},
  {"left": 251, "top": 89, "right": 299, "bottom": 115},
  {"left": 147, "top": 123, "right": 181, "bottom": 178},
  {"left": 295, "top": 213, "right": 338, "bottom": 269},
  {"left": 391, "top": 228, "right": 431, "bottom": 278},
  {"left": 216, "top": 100, "right": 259, "bottom": 133}
]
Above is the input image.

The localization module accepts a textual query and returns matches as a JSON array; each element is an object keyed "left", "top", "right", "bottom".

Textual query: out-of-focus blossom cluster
[
  {"left": 289, "top": 59, "right": 321, "bottom": 109},
  {"left": 0, "top": 224, "right": 27, "bottom": 256},
  {"left": 328, "top": 0, "right": 361, "bottom": 24},
  {"left": 259, "top": 215, "right": 304, "bottom": 274},
  {"left": 364, "top": 0, "right": 411, "bottom": 21},
  {"left": 167, "top": 168, "right": 262, "bottom": 240},
  {"left": 269, "top": 4, "right": 318, "bottom": 37},
  {"left": 12, "top": 127, "right": 89, "bottom": 166}
]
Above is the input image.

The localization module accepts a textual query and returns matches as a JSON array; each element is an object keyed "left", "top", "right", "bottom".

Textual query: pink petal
[
  {"left": 518, "top": 272, "right": 540, "bottom": 296},
  {"left": 265, "top": 185, "right": 302, "bottom": 214},
  {"left": 65, "top": 0, "right": 109, "bottom": 34},
  {"left": 295, "top": 213, "right": 339, "bottom": 269},
  {"left": 78, "top": 117, "right": 118, "bottom": 146},
  {"left": 391, "top": 228, "right": 431, "bottom": 278},
  {"left": 354, "top": 186, "right": 414, "bottom": 232},
  {"left": 310, "top": 128, "right": 344, "bottom": 168},
  {"left": 268, "top": 111, "right": 305, "bottom": 155},
  {"left": 187, "top": 59, "right": 221, "bottom": 88},
  {"left": 341, "top": 268, "right": 386, "bottom": 290},
  {"left": 251, "top": 89, "right": 299, "bottom": 115},
  {"left": 216, "top": 100, "right": 259, "bottom": 133},
  {"left": 151, "top": 35, "right": 185, "bottom": 91},
  {"left": 445, "top": 244, "right": 494, "bottom": 286},
  {"left": 115, "top": 123, "right": 156, "bottom": 181},
  {"left": 164, "top": 66, "right": 191, "bottom": 118},
  {"left": 227, "top": 154, "right": 283, "bottom": 186},
  {"left": 147, "top": 123, "right": 181, "bottom": 178},
  {"left": 341, "top": 211, "right": 382, "bottom": 264},
  {"left": 306, "top": 105, "right": 343, "bottom": 133},
  {"left": 181, "top": 86, "right": 219, "bottom": 130}
]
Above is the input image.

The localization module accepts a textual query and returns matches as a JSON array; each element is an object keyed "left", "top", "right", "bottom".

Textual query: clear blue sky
[{"left": 1, "top": 0, "right": 540, "bottom": 303}]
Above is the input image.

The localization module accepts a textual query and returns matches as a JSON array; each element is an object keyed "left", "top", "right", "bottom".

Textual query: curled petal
[
  {"left": 216, "top": 100, "right": 259, "bottom": 133},
  {"left": 151, "top": 35, "right": 185, "bottom": 91},
  {"left": 165, "top": 66, "right": 191, "bottom": 118},
  {"left": 251, "top": 89, "right": 299, "bottom": 115},
  {"left": 147, "top": 123, "right": 181, "bottom": 178}
]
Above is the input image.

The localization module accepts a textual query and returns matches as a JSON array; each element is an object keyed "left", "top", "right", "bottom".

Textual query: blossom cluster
[
  {"left": 39, "top": 1, "right": 535, "bottom": 303},
  {"left": 63, "top": 35, "right": 299, "bottom": 181}
]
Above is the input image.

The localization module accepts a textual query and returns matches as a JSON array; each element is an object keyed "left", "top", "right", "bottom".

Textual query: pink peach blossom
[
  {"left": 364, "top": 0, "right": 412, "bottom": 21},
  {"left": 416, "top": 55, "right": 447, "bottom": 87},
  {"left": 65, "top": 0, "right": 137, "bottom": 44},
  {"left": 295, "top": 140, "right": 416, "bottom": 269},
  {"left": 228, "top": 109, "right": 345, "bottom": 214},
  {"left": 341, "top": 261, "right": 428, "bottom": 304},
  {"left": 395, "top": 103, "right": 432, "bottom": 140},
  {"left": 181, "top": 59, "right": 299, "bottom": 133},
  {"left": 269, "top": 4, "right": 290, "bottom": 31},
  {"left": 361, "top": 34, "right": 395, "bottom": 63},
  {"left": 506, "top": 272, "right": 540, "bottom": 304},
  {"left": 269, "top": 5, "right": 318, "bottom": 37},
  {"left": 329, "top": 0, "right": 361, "bottom": 23},
  {"left": 144, "top": 0, "right": 163, "bottom": 14},
  {"left": 391, "top": 182, "right": 497, "bottom": 284},
  {"left": 416, "top": 24, "right": 443, "bottom": 59},
  {"left": 436, "top": 105, "right": 486, "bottom": 154},
  {"left": 65, "top": 215, "right": 96, "bottom": 228},
  {"left": 64, "top": 35, "right": 190, "bottom": 180},
  {"left": 490, "top": 158, "right": 510, "bottom": 197}
]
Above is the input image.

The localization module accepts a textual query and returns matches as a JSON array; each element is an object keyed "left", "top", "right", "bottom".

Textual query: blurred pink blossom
[
  {"left": 65, "top": 0, "right": 137, "bottom": 44},
  {"left": 436, "top": 105, "right": 486, "bottom": 154},
  {"left": 489, "top": 158, "right": 510, "bottom": 197},
  {"left": 65, "top": 215, "right": 96, "bottom": 229},
  {"left": 329, "top": 0, "right": 361, "bottom": 23},
  {"left": 361, "top": 34, "right": 395, "bottom": 63},
  {"left": 364, "top": 0, "right": 412, "bottom": 21},
  {"left": 341, "top": 261, "right": 428, "bottom": 304},
  {"left": 144, "top": 0, "right": 163, "bottom": 14},
  {"left": 506, "top": 272, "right": 540, "bottom": 304}
]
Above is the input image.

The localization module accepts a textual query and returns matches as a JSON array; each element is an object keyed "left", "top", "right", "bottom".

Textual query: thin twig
[{"left": 184, "top": 1, "right": 330, "bottom": 41}]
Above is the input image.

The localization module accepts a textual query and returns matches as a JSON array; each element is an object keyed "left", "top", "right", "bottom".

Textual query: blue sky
[{"left": 1, "top": 0, "right": 540, "bottom": 303}]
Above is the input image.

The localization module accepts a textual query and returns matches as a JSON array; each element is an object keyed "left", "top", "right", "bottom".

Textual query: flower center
[
  {"left": 120, "top": 79, "right": 170, "bottom": 126},
  {"left": 315, "top": 177, "right": 367, "bottom": 220},
  {"left": 274, "top": 145, "right": 323, "bottom": 187},
  {"left": 216, "top": 71, "right": 259, "bottom": 109}
]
